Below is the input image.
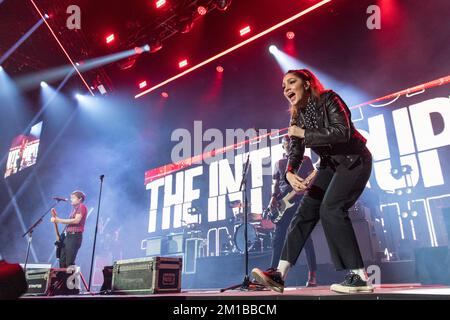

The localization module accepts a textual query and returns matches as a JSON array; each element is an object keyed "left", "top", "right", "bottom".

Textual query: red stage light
[
  {"left": 178, "top": 59, "right": 188, "bottom": 68},
  {"left": 197, "top": 6, "right": 207, "bottom": 16},
  {"left": 139, "top": 81, "right": 148, "bottom": 89},
  {"left": 239, "top": 25, "right": 251, "bottom": 37},
  {"left": 286, "top": 31, "right": 295, "bottom": 39},
  {"left": 155, "top": 0, "right": 166, "bottom": 9},
  {"left": 216, "top": 66, "right": 224, "bottom": 73},
  {"left": 106, "top": 34, "right": 115, "bottom": 44},
  {"left": 161, "top": 92, "right": 169, "bottom": 98}
]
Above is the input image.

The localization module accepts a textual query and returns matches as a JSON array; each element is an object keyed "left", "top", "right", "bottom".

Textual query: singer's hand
[
  {"left": 286, "top": 172, "right": 307, "bottom": 192},
  {"left": 51, "top": 217, "right": 59, "bottom": 223},
  {"left": 288, "top": 125, "right": 305, "bottom": 139}
]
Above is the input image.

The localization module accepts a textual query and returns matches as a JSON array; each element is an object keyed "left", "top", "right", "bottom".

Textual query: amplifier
[
  {"left": 112, "top": 256, "right": 182, "bottom": 294},
  {"left": 25, "top": 267, "right": 81, "bottom": 296}
]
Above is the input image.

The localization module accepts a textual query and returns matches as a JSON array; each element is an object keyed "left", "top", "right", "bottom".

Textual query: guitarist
[
  {"left": 267, "top": 135, "right": 317, "bottom": 287},
  {"left": 50, "top": 190, "right": 87, "bottom": 268}
]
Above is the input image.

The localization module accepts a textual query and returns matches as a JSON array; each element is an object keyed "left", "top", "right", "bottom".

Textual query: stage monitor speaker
[
  {"left": 414, "top": 246, "right": 450, "bottom": 285},
  {"left": 0, "top": 260, "right": 27, "bottom": 299},
  {"left": 25, "top": 267, "right": 81, "bottom": 296}
]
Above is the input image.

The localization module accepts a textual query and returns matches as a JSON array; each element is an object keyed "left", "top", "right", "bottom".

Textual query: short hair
[{"left": 71, "top": 190, "right": 86, "bottom": 202}]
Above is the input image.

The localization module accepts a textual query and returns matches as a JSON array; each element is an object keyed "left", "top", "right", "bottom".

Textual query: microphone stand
[
  {"left": 88, "top": 174, "right": 104, "bottom": 293},
  {"left": 221, "top": 153, "right": 261, "bottom": 292},
  {"left": 22, "top": 198, "right": 65, "bottom": 271}
]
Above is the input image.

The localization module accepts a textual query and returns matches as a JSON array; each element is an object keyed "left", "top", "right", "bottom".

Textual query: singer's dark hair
[{"left": 71, "top": 190, "right": 86, "bottom": 202}]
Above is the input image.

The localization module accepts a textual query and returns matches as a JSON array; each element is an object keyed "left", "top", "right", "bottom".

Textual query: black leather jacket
[{"left": 286, "top": 90, "right": 371, "bottom": 177}]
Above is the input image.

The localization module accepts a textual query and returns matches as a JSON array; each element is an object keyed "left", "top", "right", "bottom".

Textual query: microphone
[{"left": 53, "top": 196, "right": 68, "bottom": 202}]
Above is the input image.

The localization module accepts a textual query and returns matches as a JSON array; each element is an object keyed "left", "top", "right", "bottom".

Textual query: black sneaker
[
  {"left": 330, "top": 273, "right": 374, "bottom": 293},
  {"left": 251, "top": 268, "right": 285, "bottom": 293}
]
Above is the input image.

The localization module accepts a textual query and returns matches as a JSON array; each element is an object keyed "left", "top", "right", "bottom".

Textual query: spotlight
[
  {"left": 286, "top": 31, "right": 295, "bottom": 39},
  {"left": 401, "top": 212, "right": 408, "bottom": 219},
  {"left": 178, "top": 59, "right": 188, "bottom": 68},
  {"left": 155, "top": 0, "right": 166, "bottom": 9},
  {"left": 106, "top": 33, "right": 115, "bottom": 44},
  {"left": 161, "top": 92, "right": 169, "bottom": 98},
  {"left": 177, "top": 17, "right": 195, "bottom": 34},
  {"left": 0, "top": 65, "right": 3, "bottom": 71},
  {"left": 40, "top": 81, "right": 48, "bottom": 88},
  {"left": 214, "top": 0, "right": 232, "bottom": 11},
  {"left": 411, "top": 211, "right": 418, "bottom": 217},
  {"left": 216, "top": 65, "right": 224, "bottom": 73},
  {"left": 74, "top": 93, "right": 82, "bottom": 99},
  {"left": 395, "top": 189, "right": 403, "bottom": 196},
  {"left": 239, "top": 25, "right": 251, "bottom": 37},
  {"left": 148, "top": 39, "right": 163, "bottom": 53},
  {"left": 139, "top": 81, "right": 148, "bottom": 89},
  {"left": 44, "top": 13, "right": 50, "bottom": 19},
  {"left": 143, "top": 44, "right": 151, "bottom": 52},
  {"left": 197, "top": 6, "right": 207, "bottom": 16},
  {"left": 269, "top": 45, "right": 278, "bottom": 54}
]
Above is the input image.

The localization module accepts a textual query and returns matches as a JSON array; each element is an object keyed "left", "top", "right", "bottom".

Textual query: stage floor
[{"left": 21, "top": 284, "right": 450, "bottom": 300}]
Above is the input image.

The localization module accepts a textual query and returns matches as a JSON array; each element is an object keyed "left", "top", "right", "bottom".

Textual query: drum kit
[{"left": 181, "top": 209, "right": 276, "bottom": 256}]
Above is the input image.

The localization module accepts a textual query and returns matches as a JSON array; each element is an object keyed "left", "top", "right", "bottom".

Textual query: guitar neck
[{"left": 53, "top": 222, "right": 61, "bottom": 241}]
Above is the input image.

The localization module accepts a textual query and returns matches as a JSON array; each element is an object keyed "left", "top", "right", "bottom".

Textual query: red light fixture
[
  {"left": 155, "top": 0, "right": 166, "bottom": 9},
  {"left": 106, "top": 33, "right": 115, "bottom": 44},
  {"left": 161, "top": 92, "right": 169, "bottom": 98},
  {"left": 286, "top": 31, "right": 295, "bottom": 40},
  {"left": 139, "top": 81, "right": 148, "bottom": 89},
  {"left": 216, "top": 66, "right": 224, "bottom": 73},
  {"left": 197, "top": 6, "right": 207, "bottom": 16},
  {"left": 239, "top": 25, "right": 251, "bottom": 37},
  {"left": 178, "top": 59, "right": 188, "bottom": 68}
]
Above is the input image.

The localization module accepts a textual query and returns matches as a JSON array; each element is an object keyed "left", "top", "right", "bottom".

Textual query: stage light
[
  {"left": 269, "top": 45, "right": 278, "bottom": 54},
  {"left": 155, "top": 0, "right": 166, "bottom": 9},
  {"left": 214, "top": 0, "right": 232, "bottom": 11},
  {"left": 148, "top": 39, "right": 163, "bottom": 53},
  {"left": 139, "top": 81, "right": 148, "bottom": 89},
  {"left": 401, "top": 212, "right": 409, "bottom": 219},
  {"left": 40, "top": 81, "right": 48, "bottom": 88},
  {"left": 0, "top": 66, "right": 3, "bottom": 71},
  {"left": 286, "top": 31, "right": 295, "bottom": 39},
  {"left": 135, "top": 0, "right": 332, "bottom": 98},
  {"left": 178, "top": 59, "right": 188, "bottom": 68},
  {"left": 161, "top": 92, "right": 169, "bottom": 98},
  {"left": 106, "top": 34, "right": 115, "bottom": 44},
  {"left": 216, "top": 66, "right": 224, "bottom": 73},
  {"left": 239, "top": 25, "right": 251, "bottom": 37},
  {"left": 30, "top": 0, "right": 94, "bottom": 95},
  {"left": 143, "top": 44, "right": 151, "bottom": 52},
  {"left": 197, "top": 6, "right": 207, "bottom": 16},
  {"left": 74, "top": 93, "right": 82, "bottom": 100},
  {"left": 411, "top": 211, "right": 418, "bottom": 218},
  {"left": 44, "top": 13, "right": 50, "bottom": 19}
]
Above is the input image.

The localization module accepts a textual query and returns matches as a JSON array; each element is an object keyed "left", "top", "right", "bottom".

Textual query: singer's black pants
[
  {"left": 270, "top": 200, "right": 316, "bottom": 272},
  {"left": 59, "top": 232, "right": 82, "bottom": 268},
  {"left": 280, "top": 154, "right": 372, "bottom": 270}
]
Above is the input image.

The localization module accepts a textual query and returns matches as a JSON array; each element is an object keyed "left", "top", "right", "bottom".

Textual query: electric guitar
[
  {"left": 51, "top": 208, "right": 65, "bottom": 259},
  {"left": 265, "top": 169, "right": 318, "bottom": 224}
]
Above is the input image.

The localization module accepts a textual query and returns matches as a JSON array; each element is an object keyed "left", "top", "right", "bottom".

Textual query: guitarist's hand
[
  {"left": 51, "top": 217, "right": 59, "bottom": 223},
  {"left": 286, "top": 172, "right": 307, "bottom": 193},
  {"left": 269, "top": 196, "right": 278, "bottom": 208}
]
